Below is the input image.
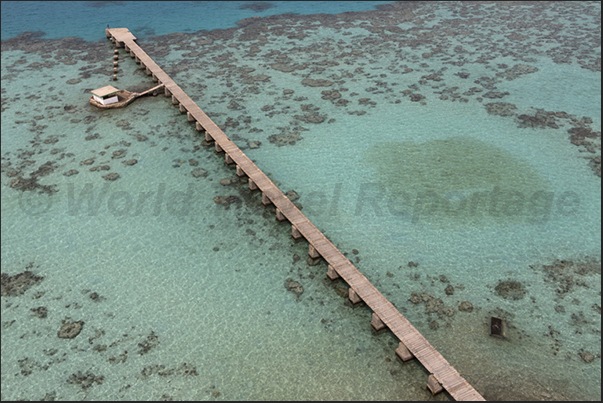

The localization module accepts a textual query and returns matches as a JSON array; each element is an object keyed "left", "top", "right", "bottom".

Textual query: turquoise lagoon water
[{"left": 1, "top": 1, "right": 601, "bottom": 401}]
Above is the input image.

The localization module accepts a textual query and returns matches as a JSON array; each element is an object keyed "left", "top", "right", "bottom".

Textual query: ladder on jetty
[{"left": 106, "top": 28, "right": 485, "bottom": 401}]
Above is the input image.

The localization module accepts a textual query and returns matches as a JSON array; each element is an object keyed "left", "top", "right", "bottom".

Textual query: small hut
[{"left": 90, "top": 85, "right": 120, "bottom": 106}]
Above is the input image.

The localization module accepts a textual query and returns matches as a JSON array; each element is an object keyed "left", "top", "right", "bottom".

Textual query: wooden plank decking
[{"left": 106, "top": 28, "right": 485, "bottom": 401}]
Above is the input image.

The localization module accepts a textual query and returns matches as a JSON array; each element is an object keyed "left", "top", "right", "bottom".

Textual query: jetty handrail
[
  {"left": 136, "top": 83, "right": 165, "bottom": 97},
  {"left": 106, "top": 28, "right": 485, "bottom": 401}
]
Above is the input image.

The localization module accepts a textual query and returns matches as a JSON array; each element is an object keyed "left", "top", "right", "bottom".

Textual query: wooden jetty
[{"left": 105, "top": 28, "right": 485, "bottom": 401}]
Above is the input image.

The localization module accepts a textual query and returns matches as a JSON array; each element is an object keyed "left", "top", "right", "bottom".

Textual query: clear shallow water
[{"left": 1, "top": 1, "right": 601, "bottom": 401}]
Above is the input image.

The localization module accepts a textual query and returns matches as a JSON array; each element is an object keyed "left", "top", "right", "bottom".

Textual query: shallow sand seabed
[{"left": 1, "top": 1, "right": 601, "bottom": 401}]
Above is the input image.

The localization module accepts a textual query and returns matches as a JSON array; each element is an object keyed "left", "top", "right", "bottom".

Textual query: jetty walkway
[{"left": 106, "top": 28, "right": 485, "bottom": 401}]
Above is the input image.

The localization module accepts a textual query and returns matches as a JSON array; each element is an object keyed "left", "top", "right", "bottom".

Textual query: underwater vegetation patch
[{"left": 364, "top": 136, "right": 555, "bottom": 226}]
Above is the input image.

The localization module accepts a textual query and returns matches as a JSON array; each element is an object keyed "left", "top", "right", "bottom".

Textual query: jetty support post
[
  {"left": 349, "top": 288, "right": 362, "bottom": 305},
  {"left": 171, "top": 95, "right": 179, "bottom": 105},
  {"left": 225, "top": 153, "right": 234, "bottom": 164},
  {"left": 326, "top": 265, "right": 340, "bottom": 280},
  {"left": 236, "top": 165, "right": 245, "bottom": 177},
  {"left": 427, "top": 374, "right": 443, "bottom": 395},
  {"left": 261, "top": 192, "right": 271, "bottom": 206},
  {"left": 195, "top": 121, "right": 206, "bottom": 134},
  {"left": 308, "top": 244, "right": 320, "bottom": 258},
  {"left": 179, "top": 103, "right": 186, "bottom": 113},
  {"left": 192, "top": 121, "right": 205, "bottom": 140},
  {"left": 275, "top": 208, "right": 286, "bottom": 221},
  {"left": 371, "top": 312, "right": 386, "bottom": 331},
  {"left": 248, "top": 179, "right": 258, "bottom": 190},
  {"left": 395, "top": 342, "right": 414, "bottom": 362},
  {"left": 291, "top": 225, "right": 302, "bottom": 239}
]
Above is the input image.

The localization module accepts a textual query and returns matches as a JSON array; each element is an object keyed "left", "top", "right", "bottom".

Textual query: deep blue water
[{"left": 1, "top": 1, "right": 394, "bottom": 42}]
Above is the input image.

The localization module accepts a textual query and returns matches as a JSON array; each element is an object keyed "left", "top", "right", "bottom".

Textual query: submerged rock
[
  {"left": 496, "top": 64, "right": 539, "bottom": 80},
  {"left": 409, "top": 93, "right": 425, "bottom": 102},
  {"left": 31, "top": 306, "right": 48, "bottom": 318},
  {"left": 103, "top": 173, "right": 119, "bottom": 181},
  {"left": 268, "top": 132, "right": 303, "bottom": 146},
  {"left": 138, "top": 331, "right": 160, "bottom": 354},
  {"left": 581, "top": 352, "right": 595, "bottom": 363},
  {"left": 284, "top": 278, "right": 304, "bottom": 296},
  {"left": 484, "top": 102, "right": 517, "bottom": 116},
  {"left": 213, "top": 195, "right": 240, "bottom": 206},
  {"left": 9, "top": 176, "right": 57, "bottom": 194},
  {"left": 191, "top": 167, "right": 208, "bottom": 178},
  {"left": 494, "top": 280, "right": 526, "bottom": 300},
  {"left": 58, "top": 318, "right": 84, "bottom": 339},
  {"left": 458, "top": 301, "right": 474, "bottom": 312},
  {"left": 112, "top": 149, "right": 127, "bottom": 159},
  {"left": 301, "top": 78, "right": 333, "bottom": 87},
  {"left": 285, "top": 190, "right": 299, "bottom": 201},
  {"left": 239, "top": 2, "right": 276, "bottom": 12},
  {"left": 1, "top": 270, "right": 44, "bottom": 297},
  {"left": 66, "top": 370, "right": 103, "bottom": 389},
  {"left": 271, "top": 63, "right": 295, "bottom": 72},
  {"left": 219, "top": 178, "right": 236, "bottom": 186}
]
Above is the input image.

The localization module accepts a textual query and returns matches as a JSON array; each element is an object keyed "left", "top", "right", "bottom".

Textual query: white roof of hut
[{"left": 91, "top": 85, "right": 120, "bottom": 98}]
